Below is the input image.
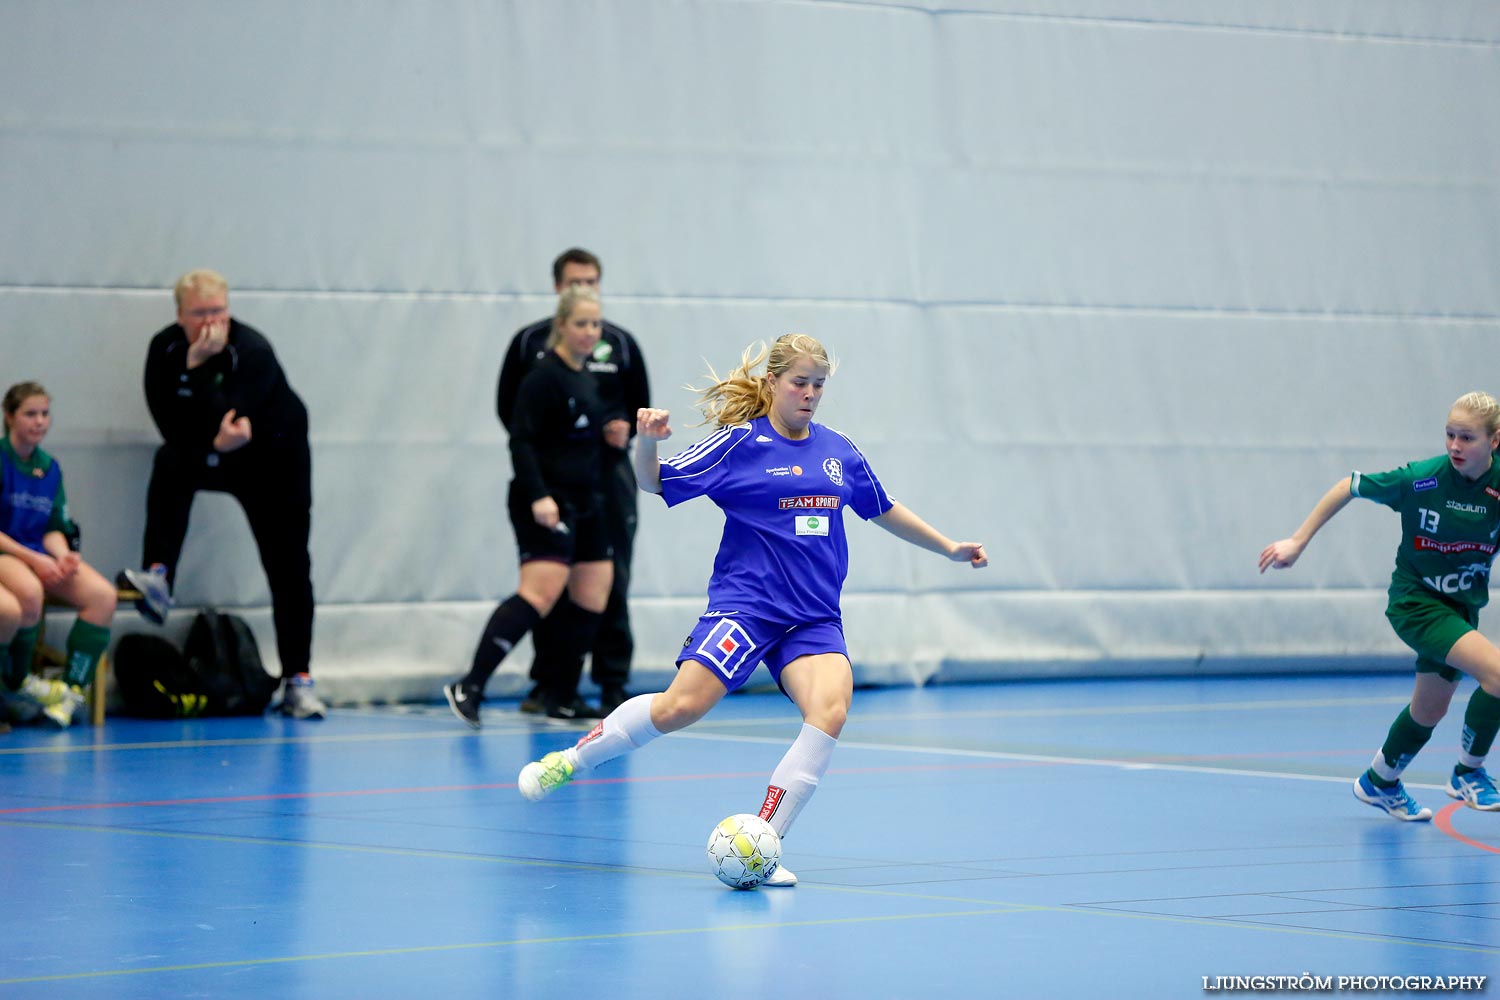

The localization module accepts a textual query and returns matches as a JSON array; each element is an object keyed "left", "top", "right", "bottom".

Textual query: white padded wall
[{"left": 2, "top": 1, "right": 1498, "bottom": 702}]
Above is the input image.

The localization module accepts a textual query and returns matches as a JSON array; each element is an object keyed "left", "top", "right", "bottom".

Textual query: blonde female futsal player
[
  {"left": 1261, "top": 391, "right": 1500, "bottom": 820},
  {"left": 518, "top": 334, "right": 988, "bottom": 886}
]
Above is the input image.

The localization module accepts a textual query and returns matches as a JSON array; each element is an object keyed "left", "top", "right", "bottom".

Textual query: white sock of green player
[
  {"left": 566, "top": 693, "right": 662, "bottom": 770},
  {"left": 758, "top": 723, "right": 837, "bottom": 838}
]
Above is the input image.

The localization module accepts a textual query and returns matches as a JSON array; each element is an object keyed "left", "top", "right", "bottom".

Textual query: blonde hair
[
  {"left": 694, "top": 333, "right": 835, "bottom": 427},
  {"left": 1453, "top": 391, "right": 1500, "bottom": 435},
  {"left": 173, "top": 268, "right": 228, "bottom": 307},
  {"left": 548, "top": 285, "right": 601, "bottom": 350}
]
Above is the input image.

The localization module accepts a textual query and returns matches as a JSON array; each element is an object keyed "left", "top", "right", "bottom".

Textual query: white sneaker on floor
[
  {"left": 280, "top": 673, "right": 327, "bottom": 719},
  {"left": 763, "top": 864, "right": 797, "bottom": 887},
  {"left": 37, "top": 684, "right": 85, "bottom": 729},
  {"left": 19, "top": 675, "right": 69, "bottom": 706}
]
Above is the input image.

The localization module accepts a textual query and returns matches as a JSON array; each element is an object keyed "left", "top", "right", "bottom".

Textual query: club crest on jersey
[
  {"left": 1414, "top": 477, "right": 1438, "bottom": 492},
  {"left": 822, "top": 457, "right": 844, "bottom": 486}
]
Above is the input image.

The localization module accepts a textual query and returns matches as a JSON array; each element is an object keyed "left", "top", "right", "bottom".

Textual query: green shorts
[{"left": 1385, "top": 593, "right": 1479, "bottom": 682}]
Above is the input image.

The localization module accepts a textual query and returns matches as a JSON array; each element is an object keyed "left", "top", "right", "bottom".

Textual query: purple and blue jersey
[
  {"left": 658, "top": 415, "right": 894, "bottom": 621},
  {"left": 0, "top": 438, "right": 70, "bottom": 554}
]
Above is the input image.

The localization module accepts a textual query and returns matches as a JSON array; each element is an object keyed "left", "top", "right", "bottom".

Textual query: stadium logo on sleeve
[
  {"left": 1487, "top": 487, "right": 1500, "bottom": 500},
  {"left": 1414, "top": 477, "right": 1439, "bottom": 492}
]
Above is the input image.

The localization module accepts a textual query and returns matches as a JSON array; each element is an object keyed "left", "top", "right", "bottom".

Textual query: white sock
[
  {"left": 566, "top": 693, "right": 662, "bottom": 771},
  {"left": 759, "top": 723, "right": 838, "bottom": 838},
  {"left": 1369, "top": 751, "right": 1405, "bottom": 784},
  {"left": 1458, "top": 750, "right": 1485, "bottom": 771}
]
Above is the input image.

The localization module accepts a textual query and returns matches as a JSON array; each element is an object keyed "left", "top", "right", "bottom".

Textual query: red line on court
[
  {"left": 0, "top": 760, "right": 1058, "bottom": 816},
  {"left": 1433, "top": 801, "right": 1500, "bottom": 855}
]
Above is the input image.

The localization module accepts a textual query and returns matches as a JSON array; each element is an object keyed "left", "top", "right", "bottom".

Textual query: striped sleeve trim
[
  {"left": 661, "top": 423, "right": 749, "bottom": 479},
  {"left": 1350, "top": 471, "right": 1363, "bottom": 497}
]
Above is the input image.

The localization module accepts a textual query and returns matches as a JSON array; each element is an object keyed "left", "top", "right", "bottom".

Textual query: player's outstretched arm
[
  {"left": 873, "top": 502, "right": 988, "bottom": 568},
  {"left": 1258, "top": 477, "right": 1353, "bottom": 573},
  {"left": 634, "top": 407, "right": 672, "bottom": 495}
]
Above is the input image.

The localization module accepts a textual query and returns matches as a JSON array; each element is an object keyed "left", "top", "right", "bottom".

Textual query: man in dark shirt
[
  {"left": 118, "top": 269, "right": 325, "bottom": 719},
  {"left": 496, "top": 248, "right": 649, "bottom": 715}
]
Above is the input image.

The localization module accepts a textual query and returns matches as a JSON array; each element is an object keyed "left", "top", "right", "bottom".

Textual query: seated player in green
[
  {"left": 1261, "top": 391, "right": 1500, "bottom": 819},
  {"left": 0, "top": 381, "right": 117, "bottom": 727}
]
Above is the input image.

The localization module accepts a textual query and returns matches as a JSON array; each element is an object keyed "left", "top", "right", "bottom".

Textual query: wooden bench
[{"left": 32, "top": 586, "right": 142, "bottom": 728}]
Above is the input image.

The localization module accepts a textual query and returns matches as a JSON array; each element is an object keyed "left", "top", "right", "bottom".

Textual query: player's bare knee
[
  {"left": 652, "top": 690, "right": 711, "bottom": 732},
  {"left": 1477, "top": 671, "right": 1500, "bottom": 701},
  {"left": 806, "top": 700, "right": 847, "bottom": 738},
  {"left": 90, "top": 584, "right": 118, "bottom": 620},
  {"left": 11, "top": 585, "right": 42, "bottom": 625},
  {"left": 515, "top": 587, "right": 560, "bottom": 618},
  {"left": 1409, "top": 700, "right": 1447, "bottom": 727},
  {"left": 1465, "top": 654, "right": 1500, "bottom": 699}
]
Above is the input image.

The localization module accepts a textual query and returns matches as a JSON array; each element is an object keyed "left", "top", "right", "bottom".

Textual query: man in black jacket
[
  {"left": 495, "top": 248, "right": 650, "bottom": 717},
  {"left": 119, "top": 269, "right": 325, "bottom": 719}
]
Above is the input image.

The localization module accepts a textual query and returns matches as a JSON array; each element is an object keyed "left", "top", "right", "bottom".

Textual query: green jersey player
[{"left": 1261, "top": 391, "right": 1500, "bottom": 820}]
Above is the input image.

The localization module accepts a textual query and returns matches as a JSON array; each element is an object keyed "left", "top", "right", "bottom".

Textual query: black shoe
[
  {"left": 544, "top": 695, "right": 603, "bottom": 723},
  {"left": 599, "top": 686, "right": 629, "bottom": 713},
  {"left": 518, "top": 684, "right": 543, "bottom": 715},
  {"left": 444, "top": 681, "right": 483, "bottom": 730}
]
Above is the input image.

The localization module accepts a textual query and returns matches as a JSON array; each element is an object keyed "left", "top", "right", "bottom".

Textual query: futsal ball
[{"left": 706, "top": 813, "right": 782, "bottom": 889}]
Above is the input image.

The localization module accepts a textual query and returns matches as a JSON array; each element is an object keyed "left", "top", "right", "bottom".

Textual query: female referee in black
[{"left": 444, "top": 285, "right": 615, "bottom": 726}]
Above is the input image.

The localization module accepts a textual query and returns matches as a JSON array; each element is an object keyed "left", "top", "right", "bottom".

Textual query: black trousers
[
  {"left": 529, "top": 451, "right": 637, "bottom": 696},
  {"left": 142, "top": 441, "right": 314, "bottom": 679}
]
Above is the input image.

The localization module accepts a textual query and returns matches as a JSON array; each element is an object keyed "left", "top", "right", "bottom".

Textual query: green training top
[{"left": 1352, "top": 453, "right": 1500, "bottom": 610}]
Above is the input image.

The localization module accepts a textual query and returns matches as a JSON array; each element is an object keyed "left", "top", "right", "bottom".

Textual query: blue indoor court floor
[{"left": 2, "top": 672, "right": 1497, "bottom": 999}]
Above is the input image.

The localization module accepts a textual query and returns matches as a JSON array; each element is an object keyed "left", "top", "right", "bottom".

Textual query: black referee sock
[
  {"left": 545, "top": 602, "right": 603, "bottom": 701},
  {"left": 463, "top": 595, "right": 541, "bottom": 689}
]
